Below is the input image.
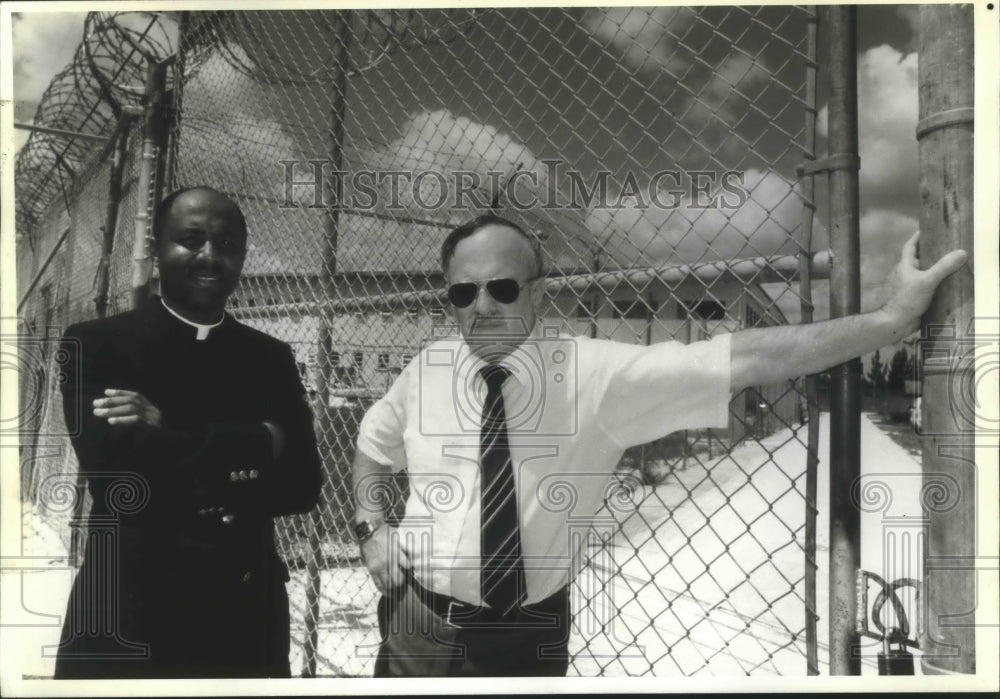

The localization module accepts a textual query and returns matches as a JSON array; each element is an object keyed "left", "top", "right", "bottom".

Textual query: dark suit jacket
[{"left": 53, "top": 297, "right": 322, "bottom": 679}]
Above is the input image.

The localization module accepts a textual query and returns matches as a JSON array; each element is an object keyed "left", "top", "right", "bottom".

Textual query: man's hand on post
[
  {"left": 93, "top": 389, "right": 165, "bottom": 427},
  {"left": 360, "top": 525, "right": 411, "bottom": 595},
  {"left": 877, "top": 232, "right": 969, "bottom": 333}
]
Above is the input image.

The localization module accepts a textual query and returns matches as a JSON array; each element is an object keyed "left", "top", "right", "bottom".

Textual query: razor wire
[
  {"left": 16, "top": 7, "right": 824, "bottom": 677},
  {"left": 14, "top": 12, "right": 175, "bottom": 243}
]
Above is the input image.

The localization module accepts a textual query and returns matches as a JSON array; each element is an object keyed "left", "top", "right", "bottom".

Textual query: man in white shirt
[{"left": 352, "top": 214, "right": 966, "bottom": 677}]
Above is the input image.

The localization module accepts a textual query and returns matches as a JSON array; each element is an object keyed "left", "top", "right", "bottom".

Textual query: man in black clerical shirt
[{"left": 54, "top": 187, "right": 322, "bottom": 679}]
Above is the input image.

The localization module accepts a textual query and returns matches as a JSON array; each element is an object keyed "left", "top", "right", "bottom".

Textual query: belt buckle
[{"left": 444, "top": 600, "right": 462, "bottom": 628}]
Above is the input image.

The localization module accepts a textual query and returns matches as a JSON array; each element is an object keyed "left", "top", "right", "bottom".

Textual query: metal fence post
[
  {"left": 916, "top": 4, "right": 976, "bottom": 676},
  {"left": 822, "top": 4, "right": 862, "bottom": 676},
  {"left": 94, "top": 124, "right": 131, "bottom": 318},
  {"left": 131, "top": 58, "right": 171, "bottom": 309},
  {"left": 798, "top": 7, "right": 821, "bottom": 676},
  {"left": 305, "top": 11, "right": 353, "bottom": 678}
]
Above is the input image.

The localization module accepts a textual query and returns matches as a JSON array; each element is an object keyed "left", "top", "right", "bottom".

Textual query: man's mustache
[
  {"left": 188, "top": 265, "right": 228, "bottom": 277},
  {"left": 468, "top": 316, "right": 532, "bottom": 335}
]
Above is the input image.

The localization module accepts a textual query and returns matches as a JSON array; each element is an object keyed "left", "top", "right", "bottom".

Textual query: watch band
[{"left": 353, "top": 519, "right": 380, "bottom": 544}]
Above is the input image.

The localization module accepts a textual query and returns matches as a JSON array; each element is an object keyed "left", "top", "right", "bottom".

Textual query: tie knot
[{"left": 479, "top": 364, "right": 510, "bottom": 393}]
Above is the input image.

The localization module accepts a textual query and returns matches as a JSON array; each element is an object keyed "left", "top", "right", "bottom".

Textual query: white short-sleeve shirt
[{"left": 357, "top": 328, "right": 732, "bottom": 605}]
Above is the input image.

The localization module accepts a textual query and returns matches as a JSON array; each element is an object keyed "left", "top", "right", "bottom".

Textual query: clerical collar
[{"left": 160, "top": 297, "right": 224, "bottom": 341}]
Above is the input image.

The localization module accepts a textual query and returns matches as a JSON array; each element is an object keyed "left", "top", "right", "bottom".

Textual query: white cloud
[
  {"left": 367, "top": 109, "right": 546, "bottom": 214},
  {"left": 381, "top": 110, "right": 541, "bottom": 176},
  {"left": 817, "top": 46, "right": 918, "bottom": 216},
  {"left": 857, "top": 46, "right": 919, "bottom": 213},
  {"left": 585, "top": 168, "right": 822, "bottom": 268}
]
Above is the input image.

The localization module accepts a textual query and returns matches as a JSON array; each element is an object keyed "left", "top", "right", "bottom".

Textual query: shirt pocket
[{"left": 402, "top": 429, "right": 478, "bottom": 515}]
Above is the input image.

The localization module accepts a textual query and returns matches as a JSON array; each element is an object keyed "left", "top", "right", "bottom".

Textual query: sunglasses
[{"left": 446, "top": 277, "right": 537, "bottom": 308}]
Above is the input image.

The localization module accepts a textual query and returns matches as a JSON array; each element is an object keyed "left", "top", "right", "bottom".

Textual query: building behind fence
[{"left": 16, "top": 7, "right": 829, "bottom": 677}]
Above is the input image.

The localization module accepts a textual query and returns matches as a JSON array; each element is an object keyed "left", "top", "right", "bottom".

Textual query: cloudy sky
[
  {"left": 11, "top": 12, "right": 87, "bottom": 150},
  {"left": 10, "top": 5, "right": 955, "bottom": 341}
]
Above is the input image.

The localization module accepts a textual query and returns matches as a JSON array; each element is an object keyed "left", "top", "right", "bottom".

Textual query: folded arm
[
  {"left": 62, "top": 332, "right": 321, "bottom": 518},
  {"left": 224, "top": 343, "right": 323, "bottom": 517}
]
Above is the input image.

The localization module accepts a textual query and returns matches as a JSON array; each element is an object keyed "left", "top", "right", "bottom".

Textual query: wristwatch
[{"left": 353, "top": 519, "right": 381, "bottom": 544}]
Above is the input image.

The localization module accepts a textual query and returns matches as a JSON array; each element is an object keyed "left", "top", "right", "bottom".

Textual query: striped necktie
[{"left": 479, "top": 364, "right": 526, "bottom": 614}]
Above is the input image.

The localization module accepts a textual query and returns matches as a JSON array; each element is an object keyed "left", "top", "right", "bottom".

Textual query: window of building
[
  {"left": 612, "top": 299, "right": 653, "bottom": 319},
  {"left": 679, "top": 299, "right": 726, "bottom": 320},
  {"left": 377, "top": 353, "right": 391, "bottom": 372}
]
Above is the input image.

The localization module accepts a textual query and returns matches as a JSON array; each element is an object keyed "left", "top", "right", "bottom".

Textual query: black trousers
[
  {"left": 373, "top": 581, "right": 571, "bottom": 677},
  {"left": 54, "top": 545, "right": 291, "bottom": 679}
]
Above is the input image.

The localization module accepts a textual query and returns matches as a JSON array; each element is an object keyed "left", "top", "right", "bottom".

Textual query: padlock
[{"left": 877, "top": 628, "right": 915, "bottom": 676}]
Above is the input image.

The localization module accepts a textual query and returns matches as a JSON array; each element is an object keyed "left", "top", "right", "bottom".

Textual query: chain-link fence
[
  {"left": 16, "top": 7, "right": 827, "bottom": 677},
  {"left": 17, "top": 110, "right": 156, "bottom": 559}
]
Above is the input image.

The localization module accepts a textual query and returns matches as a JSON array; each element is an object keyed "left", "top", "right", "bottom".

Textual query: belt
[{"left": 406, "top": 573, "right": 567, "bottom": 630}]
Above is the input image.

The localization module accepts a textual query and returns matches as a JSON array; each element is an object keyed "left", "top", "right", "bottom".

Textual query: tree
[
  {"left": 866, "top": 349, "right": 888, "bottom": 400},
  {"left": 887, "top": 347, "right": 913, "bottom": 392}
]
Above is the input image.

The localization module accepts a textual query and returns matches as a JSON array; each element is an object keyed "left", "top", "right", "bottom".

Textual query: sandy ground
[
  {"left": 569, "top": 409, "right": 926, "bottom": 677},
  {"left": 11, "top": 412, "right": 924, "bottom": 678}
]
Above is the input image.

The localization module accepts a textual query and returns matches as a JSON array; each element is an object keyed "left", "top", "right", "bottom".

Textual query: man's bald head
[
  {"left": 440, "top": 214, "right": 543, "bottom": 279},
  {"left": 153, "top": 187, "right": 247, "bottom": 242}
]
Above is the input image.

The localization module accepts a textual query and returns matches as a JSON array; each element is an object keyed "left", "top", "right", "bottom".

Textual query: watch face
[{"left": 354, "top": 521, "right": 375, "bottom": 540}]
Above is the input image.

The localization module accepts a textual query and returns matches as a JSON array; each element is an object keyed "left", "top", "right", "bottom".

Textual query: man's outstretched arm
[{"left": 730, "top": 233, "right": 968, "bottom": 392}]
